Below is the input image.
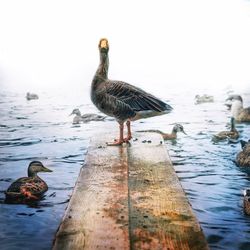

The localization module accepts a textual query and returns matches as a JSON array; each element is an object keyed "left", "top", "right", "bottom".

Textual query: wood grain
[
  {"left": 128, "top": 133, "right": 208, "bottom": 250},
  {"left": 53, "top": 131, "right": 208, "bottom": 250},
  {"left": 53, "top": 134, "right": 130, "bottom": 250}
]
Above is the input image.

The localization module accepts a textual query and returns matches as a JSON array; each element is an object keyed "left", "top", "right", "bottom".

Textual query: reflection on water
[{"left": 0, "top": 88, "right": 250, "bottom": 250}]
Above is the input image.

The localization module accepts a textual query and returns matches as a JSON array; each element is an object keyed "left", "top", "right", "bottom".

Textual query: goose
[
  {"left": 195, "top": 94, "right": 214, "bottom": 104},
  {"left": 91, "top": 38, "right": 172, "bottom": 145},
  {"left": 70, "top": 108, "right": 106, "bottom": 124},
  {"left": 230, "top": 100, "right": 250, "bottom": 122},
  {"left": 5, "top": 161, "right": 52, "bottom": 202},
  {"left": 213, "top": 117, "right": 239, "bottom": 140},
  {"left": 225, "top": 94, "right": 243, "bottom": 110},
  {"left": 26, "top": 92, "right": 39, "bottom": 100},
  {"left": 236, "top": 140, "right": 250, "bottom": 167},
  {"left": 137, "top": 124, "right": 186, "bottom": 140}
]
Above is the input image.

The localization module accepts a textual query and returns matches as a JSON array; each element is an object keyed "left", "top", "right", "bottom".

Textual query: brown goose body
[
  {"left": 91, "top": 39, "right": 172, "bottom": 145},
  {"left": 236, "top": 140, "right": 250, "bottom": 167},
  {"left": 230, "top": 99, "right": 250, "bottom": 122}
]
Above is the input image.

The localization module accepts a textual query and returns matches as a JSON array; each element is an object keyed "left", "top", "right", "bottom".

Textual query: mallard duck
[
  {"left": 26, "top": 92, "right": 39, "bottom": 100},
  {"left": 213, "top": 117, "right": 239, "bottom": 140},
  {"left": 195, "top": 94, "right": 214, "bottom": 104},
  {"left": 5, "top": 161, "right": 52, "bottom": 202},
  {"left": 137, "top": 124, "right": 186, "bottom": 140},
  {"left": 243, "top": 189, "right": 250, "bottom": 215},
  {"left": 225, "top": 94, "right": 243, "bottom": 110},
  {"left": 230, "top": 99, "right": 250, "bottom": 122},
  {"left": 236, "top": 140, "right": 250, "bottom": 167},
  {"left": 91, "top": 38, "right": 172, "bottom": 145},
  {"left": 70, "top": 108, "right": 106, "bottom": 124}
]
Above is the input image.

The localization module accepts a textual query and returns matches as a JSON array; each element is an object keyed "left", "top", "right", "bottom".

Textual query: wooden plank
[
  {"left": 128, "top": 132, "right": 208, "bottom": 250},
  {"left": 53, "top": 131, "right": 208, "bottom": 250},
  {"left": 53, "top": 134, "right": 130, "bottom": 250}
]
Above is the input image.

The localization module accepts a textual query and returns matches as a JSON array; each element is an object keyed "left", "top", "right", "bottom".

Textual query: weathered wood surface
[{"left": 53, "top": 132, "right": 208, "bottom": 250}]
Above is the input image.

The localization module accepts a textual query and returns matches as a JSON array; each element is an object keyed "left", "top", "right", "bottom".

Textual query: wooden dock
[{"left": 53, "top": 132, "right": 208, "bottom": 250}]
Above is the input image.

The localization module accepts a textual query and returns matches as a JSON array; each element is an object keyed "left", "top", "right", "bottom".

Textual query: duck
[
  {"left": 70, "top": 108, "right": 106, "bottom": 124},
  {"left": 26, "top": 92, "right": 39, "bottom": 100},
  {"left": 225, "top": 94, "right": 243, "bottom": 110},
  {"left": 5, "top": 161, "right": 52, "bottom": 202},
  {"left": 137, "top": 124, "right": 186, "bottom": 140},
  {"left": 91, "top": 38, "right": 172, "bottom": 145},
  {"left": 236, "top": 140, "right": 250, "bottom": 167},
  {"left": 230, "top": 99, "right": 250, "bottom": 122},
  {"left": 195, "top": 94, "right": 214, "bottom": 104},
  {"left": 213, "top": 117, "right": 239, "bottom": 140},
  {"left": 243, "top": 189, "right": 250, "bottom": 215}
]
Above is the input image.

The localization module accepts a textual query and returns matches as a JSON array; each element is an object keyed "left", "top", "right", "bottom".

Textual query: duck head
[
  {"left": 173, "top": 124, "right": 186, "bottom": 134},
  {"left": 241, "top": 140, "right": 247, "bottom": 149},
  {"left": 70, "top": 108, "right": 81, "bottom": 116},
  {"left": 28, "top": 161, "right": 52, "bottom": 177}
]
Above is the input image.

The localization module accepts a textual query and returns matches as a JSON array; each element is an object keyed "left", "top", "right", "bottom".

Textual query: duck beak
[
  {"left": 69, "top": 112, "right": 73, "bottom": 116},
  {"left": 182, "top": 130, "right": 187, "bottom": 135},
  {"left": 43, "top": 166, "right": 53, "bottom": 172}
]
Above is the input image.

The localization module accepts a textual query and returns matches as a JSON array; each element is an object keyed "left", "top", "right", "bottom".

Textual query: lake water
[{"left": 0, "top": 86, "right": 250, "bottom": 250}]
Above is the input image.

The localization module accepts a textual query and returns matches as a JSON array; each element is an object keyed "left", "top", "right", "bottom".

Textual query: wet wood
[
  {"left": 53, "top": 132, "right": 208, "bottom": 250},
  {"left": 53, "top": 134, "right": 130, "bottom": 250},
  {"left": 128, "top": 133, "right": 208, "bottom": 250}
]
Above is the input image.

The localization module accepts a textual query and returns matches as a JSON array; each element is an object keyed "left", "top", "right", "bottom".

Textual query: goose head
[
  {"left": 99, "top": 38, "right": 109, "bottom": 52},
  {"left": 225, "top": 95, "right": 243, "bottom": 109},
  {"left": 28, "top": 161, "right": 52, "bottom": 177}
]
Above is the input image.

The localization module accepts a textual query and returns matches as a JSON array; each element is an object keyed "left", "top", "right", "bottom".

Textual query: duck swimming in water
[
  {"left": 26, "top": 92, "right": 39, "bottom": 100},
  {"left": 137, "top": 124, "right": 186, "bottom": 140},
  {"left": 91, "top": 38, "right": 172, "bottom": 145},
  {"left": 236, "top": 140, "right": 250, "bottom": 167},
  {"left": 70, "top": 108, "right": 106, "bottom": 124},
  {"left": 5, "top": 161, "right": 52, "bottom": 202},
  {"left": 195, "top": 94, "right": 214, "bottom": 104},
  {"left": 213, "top": 117, "right": 239, "bottom": 141}
]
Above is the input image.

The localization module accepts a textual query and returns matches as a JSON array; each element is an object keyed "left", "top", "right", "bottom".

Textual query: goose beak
[
  {"left": 69, "top": 112, "right": 73, "bottom": 116},
  {"left": 43, "top": 166, "right": 53, "bottom": 172},
  {"left": 99, "top": 39, "right": 109, "bottom": 49},
  {"left": 182, "top": 130, "right": 187, "bottom": 135}
]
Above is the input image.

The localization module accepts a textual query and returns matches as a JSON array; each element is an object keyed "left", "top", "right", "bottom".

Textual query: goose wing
[{"left": 105, "top": 80, "right": 172, "bottom": 112}]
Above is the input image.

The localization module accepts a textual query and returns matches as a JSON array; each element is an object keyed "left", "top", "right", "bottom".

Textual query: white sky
[{"left": 0, "top": 0, "right": 250, "bottom": 93}]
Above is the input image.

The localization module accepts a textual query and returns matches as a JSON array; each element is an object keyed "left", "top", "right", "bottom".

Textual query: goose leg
[
  {"left": 124, "top": 120, "right": 132, "bottom": 142},
  {"left": 107, "top": 122, "right": 124, "bottom": 146}
]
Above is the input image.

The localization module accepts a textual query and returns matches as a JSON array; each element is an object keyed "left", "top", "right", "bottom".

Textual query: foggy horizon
[{"left": 0, "top": 0, "right": 250, "bottom": 94}]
